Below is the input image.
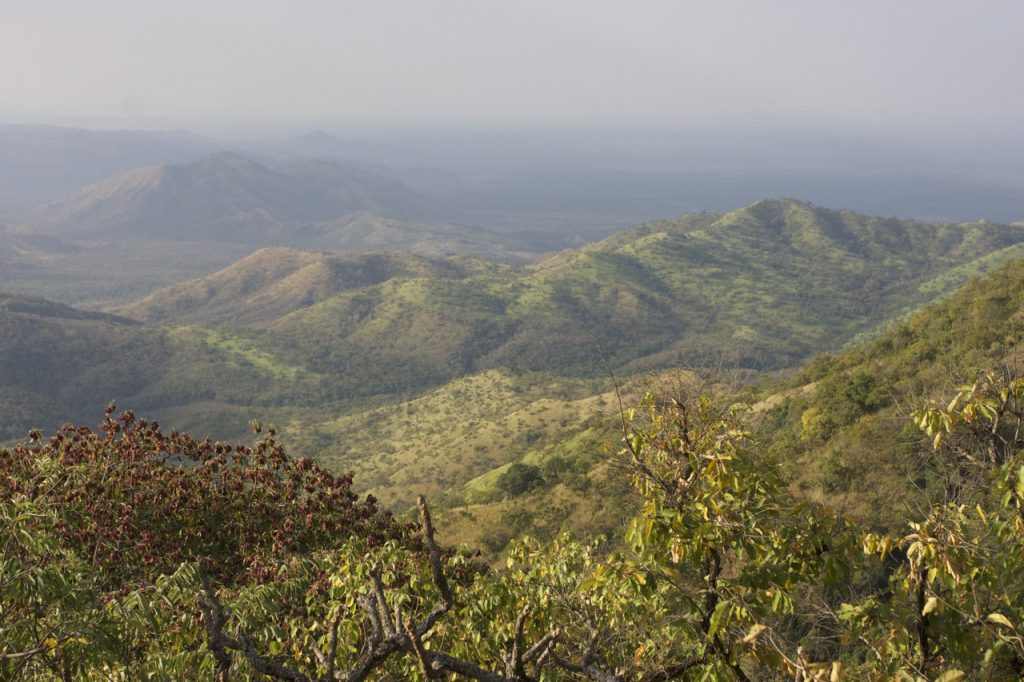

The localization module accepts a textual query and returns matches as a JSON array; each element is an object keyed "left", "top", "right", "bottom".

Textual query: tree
[
  {"left": 844, "top": 368, "right": 1024, "bottom": 678},
  {"left": 175, "top": 377, "right": 853, "bottom": 680},
  {"left": 497, "top": 463, "right": 545, "bottom": 497}
]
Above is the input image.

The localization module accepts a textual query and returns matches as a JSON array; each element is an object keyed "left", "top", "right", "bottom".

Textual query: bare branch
[
  {"left": 418, "top": 495, "right": 453, "bottom": 605},
  {"left": 506, "top": 606, "right": 530, "bottom": 678},
  {"left": 405, "top": 620, "right": 442, "bottom": 679},
  {"left": 522, "top": 627, "right": 558, "bottom": 664}
]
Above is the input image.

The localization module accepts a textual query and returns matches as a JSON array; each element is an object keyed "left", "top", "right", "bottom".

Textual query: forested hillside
[
  {"left": 3, "top": 199, "right": 1023, "bottom": 501},
  {"left": 4, "top": 257, "right": 1023, "bottom": 677},
  {"left": 122, "top": 198, "right": 1024, "bottom": 378},
  {"left": 432, "top": 256, "right": 1024, "bottom": 557}
]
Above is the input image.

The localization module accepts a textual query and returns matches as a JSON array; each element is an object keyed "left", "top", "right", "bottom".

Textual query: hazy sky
[{"left": 2, "top": 1, "right": 1023, "bottom": 139}]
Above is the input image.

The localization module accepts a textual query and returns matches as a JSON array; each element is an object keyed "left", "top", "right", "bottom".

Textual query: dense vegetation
[
  {"left": 4, "top": 364, "right": 1023, "bottom": 679},
  {"left": 420, "top": 256, "right": 1024, "bottom": 558},
  {"left": 122, "top": 199, "right": 1024, "bottom": 384},
  {"left": 6, "top": 199, "right": 1021, "bottom": 476},
  {"left": 4, "top": 201, "right": 1024, "bottom": 678},
  {"left": 756, "top": 255, "right": 1024, "bottom": 530}
]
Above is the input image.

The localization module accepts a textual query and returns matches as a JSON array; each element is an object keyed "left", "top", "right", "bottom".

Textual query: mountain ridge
[{"left": 24, "top": 151, "right": 440, "bottom": 241}]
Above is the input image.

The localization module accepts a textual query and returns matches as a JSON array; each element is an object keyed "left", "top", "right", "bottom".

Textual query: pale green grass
[{"left": 171, "top": 326, "right": 312, "bottom": 382}]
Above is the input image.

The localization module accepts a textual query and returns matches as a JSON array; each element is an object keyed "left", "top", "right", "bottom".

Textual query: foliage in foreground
[{"left": 2, "top": 368, "right": 1024, "bottom": 680}]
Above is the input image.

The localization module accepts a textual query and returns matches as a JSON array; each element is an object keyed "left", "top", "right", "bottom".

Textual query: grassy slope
[
  {"left": 5, "top": 199, "right": 1024, "bottom": 520},
  {"left": 287, "top": 369, "right": 611, "bottom": 508},
  {"left": 434, "top": 259, "right": 1024, "bottom": 557},
  {"left": 755, "top": 257, "right": 1024, "bottom": 531},
  {"left": 117, "top": 199, "right": 1024, "bottom": 396}
]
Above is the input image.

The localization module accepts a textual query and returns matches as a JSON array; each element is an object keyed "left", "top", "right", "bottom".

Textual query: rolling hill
[
  {"left": 0, "top": 291, "right": 330, "bottom": 442},
  {"left": 111, "top": 247, "right": 464, "bottom": 326},
  {"left": 119, "top": 199, "right": 1024, "bottom": 386},
  {"left": 5, "top": 199, "right": 1023, "bottom": 512},
  {"left": 432, "top": 255, "right": 1024, "bottom": 556}
]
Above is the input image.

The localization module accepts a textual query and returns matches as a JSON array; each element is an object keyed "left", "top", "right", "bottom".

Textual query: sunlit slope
[
  {"left": 123, "top": 198, "right": 1024, "bottom": 390},
  {"left": 285, "top": 369, "right": 612, "bottom": 508},
  {"left": 434, "top": 258, "right": 1024, "bottom": 557},
  {"left": 754, "top": 256, "right": 1024, "bottom": 531},
  {"left": 112, "top": 247, "right": 464, "bottom": 326}
]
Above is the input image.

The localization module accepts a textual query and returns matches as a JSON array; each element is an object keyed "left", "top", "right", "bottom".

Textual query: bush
[{"left": 496, "top": 462, "right": 545, "bottom": 497}]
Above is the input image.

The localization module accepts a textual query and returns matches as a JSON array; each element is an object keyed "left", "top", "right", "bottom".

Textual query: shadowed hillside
[{"left": 0, "top": 292, "right": 327, "bottom": 442}]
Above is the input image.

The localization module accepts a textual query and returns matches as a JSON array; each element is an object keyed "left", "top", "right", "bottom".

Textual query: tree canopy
[{"left": 3, "top": 366, "right": 1023, "bottom": 679}]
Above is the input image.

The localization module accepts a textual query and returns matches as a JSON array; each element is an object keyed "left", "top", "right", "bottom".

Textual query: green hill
[
  {"left": 111, "top": 247, "right": 464, "bottom": 326},
  {"left": 122, "top": 198, "right": 1024, "bottom": 393},
  {"left": 5, "top": 198, "right": 1024, "bottom": 510},
  {"left": 435, "top": 256, "right": 1024, "bottom": 557},
  {"left": 0, "top": 292, "right": 326, "bottom": 442},
  {"left": 756, "top": 255, "right": 1024, "bottom": 530}
]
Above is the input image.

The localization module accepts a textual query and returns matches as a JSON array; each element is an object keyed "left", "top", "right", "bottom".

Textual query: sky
[{"left": 2, "top": 1, "right": 1023, "bottom": 140}]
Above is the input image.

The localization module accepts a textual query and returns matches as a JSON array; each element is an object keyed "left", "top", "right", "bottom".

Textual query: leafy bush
[
  {"left": 496, "top": 462, "right": 545, "bottom": 497},
  {"left": 0, "top": 406, "right": 410, "bottom": 588}
]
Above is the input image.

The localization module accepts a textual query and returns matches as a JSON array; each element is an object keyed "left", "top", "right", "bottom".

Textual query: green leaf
[
  {"left": 707, "top": 600, "right": 730, "bottom": 639},
  {"left": 987, "top": 612, "right": 1013, "bottom": 628},
  {"left": 922, "top": 596, "right": 938, "bottom": 616},
  {"left": 934, "top": 670, "right": 965, "bottom": 682}
]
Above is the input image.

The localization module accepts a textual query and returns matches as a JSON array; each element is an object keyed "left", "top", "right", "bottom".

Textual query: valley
[{"left": 3, "top": 190, "right": 1023, "bottom": 531}]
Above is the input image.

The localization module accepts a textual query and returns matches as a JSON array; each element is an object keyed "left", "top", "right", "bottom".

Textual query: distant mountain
[
  {"left": 0, "top": 124, "right": 218, "bottom": 210},
  {"left": 26, "top": 152, "right": 427, "bottom": 237},
  {"left": 21, "top": 152, "right": 520, "bottom": 257}
]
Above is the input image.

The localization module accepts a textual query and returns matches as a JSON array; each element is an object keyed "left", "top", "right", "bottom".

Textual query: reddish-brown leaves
[{"left": 0, "top": 406, "right": 414, "bottom": 590}]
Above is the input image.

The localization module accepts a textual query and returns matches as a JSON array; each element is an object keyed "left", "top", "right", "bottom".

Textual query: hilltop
[{"left": 111, "top": 247, "right": 464, "bottom": 326}]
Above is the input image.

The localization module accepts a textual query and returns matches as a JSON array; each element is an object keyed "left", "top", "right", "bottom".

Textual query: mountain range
[
  {"left": 3, "top": 198, "right": 1024, "bottom": 514},
  {"left": 0, "top": 124, "right": 218, "bottom": 210}
]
